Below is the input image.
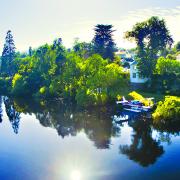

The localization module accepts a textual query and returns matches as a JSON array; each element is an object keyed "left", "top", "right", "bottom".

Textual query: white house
[{"left": 130, "top": 61, "right": 148, "bottom": 83}]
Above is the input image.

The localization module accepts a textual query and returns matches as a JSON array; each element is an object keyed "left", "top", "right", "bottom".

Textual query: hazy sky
[{"left": 0, "top": 0, "right": 180, "bottom": 52}]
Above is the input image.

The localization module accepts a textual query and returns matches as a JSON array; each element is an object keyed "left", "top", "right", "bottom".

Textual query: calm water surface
[{"left": 0, "top": 96, "right": 179, "bottom": 180}]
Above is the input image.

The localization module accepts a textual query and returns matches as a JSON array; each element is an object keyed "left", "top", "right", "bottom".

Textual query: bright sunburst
[{"left": 70, "top": 170, "right": 82, "bottom": 180}]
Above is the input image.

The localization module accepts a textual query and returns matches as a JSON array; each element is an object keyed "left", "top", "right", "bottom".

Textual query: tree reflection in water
[
  {"left": 36, "top": 104, "right": 114, "bottom": 149},
  {"left": 0, "top": 97, "right": 3, "bottom": 123},
  {"left": 3, "top": 97, "right": 21, "bottom": 134},
  {"left": 6, "top": 98, "right": 116, "bottom": 149},
  {"left": 1, "top": 96, "right": 176, "bottom": 168},
  {"left": 119, "top": 118, "right": 164, "bottom": 167}
]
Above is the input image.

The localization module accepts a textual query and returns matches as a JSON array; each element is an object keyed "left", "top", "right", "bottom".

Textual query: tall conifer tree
[
  {"left": 1, "top": 30, "right": 16, "bottom": 76},
  {"left": 93, "top": 24, "right": 116, "bottom": 61}
]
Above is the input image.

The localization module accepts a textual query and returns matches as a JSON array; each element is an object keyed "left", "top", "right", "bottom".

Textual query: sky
[{"left": 0, "top": 0, "right": 180, "bottom": 52}]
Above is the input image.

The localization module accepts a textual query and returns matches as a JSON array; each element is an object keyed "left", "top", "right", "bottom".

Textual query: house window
[
  {"left": 133, "top": 73, "right": 136, "bottom": 78},
  {"left": 133, "top": 65, "right": 137, "bottom": 70}
]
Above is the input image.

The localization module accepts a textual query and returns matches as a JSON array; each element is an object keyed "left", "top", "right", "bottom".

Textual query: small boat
[
  {"left": 112, "top": 115, "right": 129, "bottom": 122},
  {"left": 116, "top": 96, "right": 153, "bottom": 112},
  {"left": 142, "top": 106, "right": 152, "bottom": 112},
  {"left": 124, "top": 106, "right": 142, "bottom": 113}
]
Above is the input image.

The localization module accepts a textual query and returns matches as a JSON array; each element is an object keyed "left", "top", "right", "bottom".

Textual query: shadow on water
[
  {"left": 2, "top": 96, "right": 115, "bottom": 149},
  {"left": 0, "top": 96, "right": 179, "bottom": 168},
  {"left": 0, "top": 97, "right": 3, "bottom": 123},
  {"left": 3, "top": 97, "right": 20, "bottom": 134},
  {"left": 119, "top": 118, "right": 164, "bottom": 167}
]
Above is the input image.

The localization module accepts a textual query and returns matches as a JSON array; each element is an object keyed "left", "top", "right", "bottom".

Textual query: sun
[{"left": 70, "top": 170, "right": 82, "bottom": 180}]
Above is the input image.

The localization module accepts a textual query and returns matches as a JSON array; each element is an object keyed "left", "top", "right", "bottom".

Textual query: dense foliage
[
  {"left": 151, "top": 57, "right": 180, "bottom": 95},
  {"left": 128, "top": 91, "right": 153, "bottom": 106},
  {"left": 93, "top": 24, "right": 116, "bottom": 61},
  {"left": 153, "top": 96, "right": 180, "bottom": 121},
  {"left": 0, "top": 40, "right": 129, "bottom": 106},
  {"left": 152, "top": 96, "right": 180, "bottom": 132},
  {"left": 125, "top": 16, "right": 173, "bottom": 78},
  {"left": 0, "top": 18, "right": 179, "bottom": 107},
  {"left": 1, "top": 30, "right": 16, "bottom": 76},
  {"left": 125, "top": 17, "right": 180, "bottom": 95}
]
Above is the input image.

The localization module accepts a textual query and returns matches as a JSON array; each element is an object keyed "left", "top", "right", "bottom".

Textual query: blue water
[{"left": 0, "top": 97, "right": 179, "bottom": 180}]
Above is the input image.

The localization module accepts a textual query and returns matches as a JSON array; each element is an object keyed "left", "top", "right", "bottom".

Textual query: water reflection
[
  {"left": 36, "top": 104, "right": 113, "bottom": 149},
  {"left": 3, "top": 97, "right": 21, "bottom": 134},
  {"left": 3, "top": 97, "right": 115, "bottom": 149},
  {"left": 0, "top": 97, "right": 3, "bottom": 123},
  {"left": 120, "top": 119, "right": 164, "bottom": 167},
  {"left": 0, "top": 96, "right": 179, "bottom": 170}
]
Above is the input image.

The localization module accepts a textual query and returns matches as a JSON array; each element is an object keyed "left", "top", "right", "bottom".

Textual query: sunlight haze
[{"left": 0, "top": 0, "right": 179, "bottom": 52}]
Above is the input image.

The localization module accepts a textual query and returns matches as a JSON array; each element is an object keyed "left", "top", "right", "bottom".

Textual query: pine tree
[
  {"left": 1, "top": 30, "right": 16, "bottom": 76},
  {"left": 93, "top": 24, "right": 116, "bottom": 61}
]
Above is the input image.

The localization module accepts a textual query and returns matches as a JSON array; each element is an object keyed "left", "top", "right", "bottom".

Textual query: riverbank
[{"left": 1, "top": 93, "right": 180, "bottom": 138}]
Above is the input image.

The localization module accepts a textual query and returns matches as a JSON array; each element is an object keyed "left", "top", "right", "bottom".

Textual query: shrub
[
  {"left": 75, "top": 88, "right": 95, "bottom": 106},
  {"left": 39, "top": 86, "right": 47, "bottom": 94},
  {"left": 11, "top": 76, "right": 28, "bottom": 96},
  {"left": 12, "top": 73, "right": 22, "bottom": 88},
  {"left": 128, "top": 91, "right": 153, "bottom": 106},
  {"left": 152, "top": 96, "right": 180, "bottom": 123}
]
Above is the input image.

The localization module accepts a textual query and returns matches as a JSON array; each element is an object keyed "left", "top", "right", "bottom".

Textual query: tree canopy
[
  {"left": 125, "top": 16, "right": 173, "bottom": 78},
  {"left": 93, "top": 24, "right": 116, "bottom": 61},
  {"left": 1, "top": 30, "right": 16, "bottom": 76},
  {"left": 0, "top": 18, "right": 179, "bottom": 106},
  {"left": 0, "top": 37, "right": 129, "bottom": 106}
]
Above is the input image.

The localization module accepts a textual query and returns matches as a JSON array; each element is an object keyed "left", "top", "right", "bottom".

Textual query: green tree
[
  {"left": 93, "top": 24, "right": 116, "bottom": 61},
  {"left": 153, "top": 96, "right": 180, "bottom": 125},
  {"left": 1, "top": 35, "right": 129, "bottom": 106},
  {"left": 1, "top": 30, "right": 16, "bottom": 76},
  {"left": 125, "top": 17, "right": 173, "bottom": 78},
  {"left": 156, "top": 57, "right": 180, "bottom": 75},
  {"left": 73, "top": 39, "right": 93, "bottom": 58},
  {"left": 11, "top": 43, "right": 61, "bottom": 97},
  {"left": 152, "top": 57, "right": 180, "bottom": 94},
  {"left": 60, "top": 53, "right": 82, "bottom": 98}
]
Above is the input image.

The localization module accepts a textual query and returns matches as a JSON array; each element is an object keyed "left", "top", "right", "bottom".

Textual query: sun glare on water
[{"left": 70, "top": 170, "right": 82, "bottom": 180}]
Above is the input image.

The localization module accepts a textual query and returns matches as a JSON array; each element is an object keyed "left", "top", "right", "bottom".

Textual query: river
[{"left": 0, "top": 96, "right": 179, "bottom": 180}]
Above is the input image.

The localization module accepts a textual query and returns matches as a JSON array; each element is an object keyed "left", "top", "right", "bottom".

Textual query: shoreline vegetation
[{"left": 0, "top": 17, "right": 179, "bottom": 127}]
